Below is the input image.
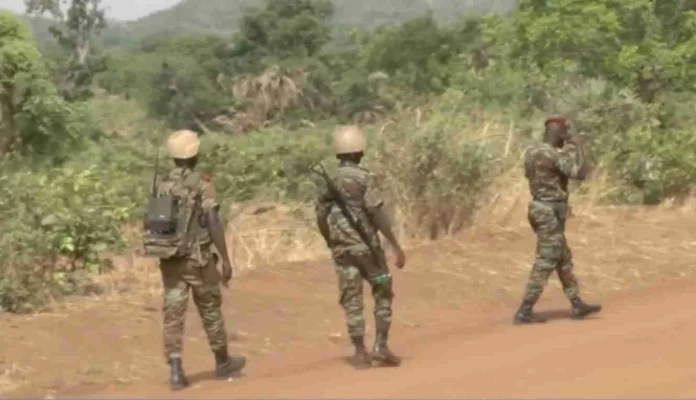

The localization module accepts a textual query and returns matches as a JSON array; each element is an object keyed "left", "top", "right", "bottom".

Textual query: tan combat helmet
[
  {"left": 166, "top": 130, "right": 200, "bottom": 159},
  {"left": 332, "top": 125, "right": 365, "bottom": 155}
]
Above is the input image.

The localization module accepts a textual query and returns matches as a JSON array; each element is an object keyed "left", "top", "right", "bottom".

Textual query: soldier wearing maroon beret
[{"left": 514, "top": 118, "right": 602, "bottom": 324}]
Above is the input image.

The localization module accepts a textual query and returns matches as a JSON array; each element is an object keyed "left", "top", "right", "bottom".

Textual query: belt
[{"left": 532, "top": 198, "right": 568, "bottom": 203}]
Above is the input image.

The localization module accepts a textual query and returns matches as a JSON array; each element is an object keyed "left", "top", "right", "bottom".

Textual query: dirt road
[
  {"left": 4, "top": 205, "right": 696, "bottom": 398},
  {"left": 87, "top": 276, "right": 696, "bottom": 398}
]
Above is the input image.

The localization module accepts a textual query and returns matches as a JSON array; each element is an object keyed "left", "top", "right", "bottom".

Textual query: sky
[{"left": 0, "top": 0, "right": 181, "bottom": 21}]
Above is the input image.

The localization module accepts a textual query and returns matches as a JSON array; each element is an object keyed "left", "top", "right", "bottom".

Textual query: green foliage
[
  {"left": 200, "top": 127, "right": 330, "bottom": 203},
  {"left": 512, "top": 0, "right": 696, "bottom": 102},
  {"left": 25, "top": 0, "right": 108, "bottom": 101},
  {"left": 0, "top": 142, "right": 145, "bottom": 312},
  {"left": 0, "top": 11, "right": 99, "bottom": 159},
  {"left": 233, "top": 0, "right": 334, "bottom": 66},
  {"left": 86, "top": 0, "right": 696, "bottom": 207},
  {"left": 148, "top": 56, "right": 230, "bottom": 129},
  {"left": 360, "top": 12, "right": 459, "bottom": 93},
  {"left": 97, "top": 50, "right": 161, "bottom": 99},
  {"left": 107, "top": 0, "right": 347, "bottom": 129}
]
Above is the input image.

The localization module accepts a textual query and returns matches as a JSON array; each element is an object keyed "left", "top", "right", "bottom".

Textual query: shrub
[{"left": 0, "top": 141, "right": 148, "bottom": 312}]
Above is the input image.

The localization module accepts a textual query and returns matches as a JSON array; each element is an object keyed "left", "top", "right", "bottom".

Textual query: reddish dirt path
[
  {"left": 4, "top": 205, "right": 696, "bottom": 398},
  {"left": 81, "top": 276, "right": 696, "bottom": 398}
]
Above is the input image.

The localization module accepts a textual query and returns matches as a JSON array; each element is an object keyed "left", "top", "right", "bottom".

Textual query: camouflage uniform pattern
[
  {"left": 315, "top": 161, "right": 393, "bottom": 337},
  {"left": 159, "top": 167, "right": 228, "bottom": 359},
  {"left": 523, "top": 143, "right": 583, "bottom": 303}
]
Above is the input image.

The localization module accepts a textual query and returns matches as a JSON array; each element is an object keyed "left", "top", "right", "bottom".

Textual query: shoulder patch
[{"left": 200, "top": 173, "right": 212, "bottom": 182}]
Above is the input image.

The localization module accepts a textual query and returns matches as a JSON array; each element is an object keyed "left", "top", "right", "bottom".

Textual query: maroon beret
[{"left": 544, "top": 117, "right": 569, "bottom": 127}]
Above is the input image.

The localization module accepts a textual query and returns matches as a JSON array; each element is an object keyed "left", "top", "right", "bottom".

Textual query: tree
[
  {"left": 0, "top": 11, "right": 96, "bottom": 158},
  {"left": 231, "top": 0, "right": 334, "bottom": 71},
  {"left": 148, "top": 57, "right": 230, "bottom": 130},
  {"left": 512, "top": 0, "right": 696, "bottom": 102},
  {"left": 360, "top": 12, "right": 459, "bottom": 93},
  {"left": 25, "top": 0, "right": 107, "bottom": 100}
]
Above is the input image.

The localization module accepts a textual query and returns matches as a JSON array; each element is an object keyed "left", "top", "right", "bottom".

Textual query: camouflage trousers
[
  {"left": 159, "top": 252, "right": 228, "bottom": 360},
  {"left": 522, "top": 200, "right": 580, "bottom": 303},
  {"left": 333, "top": 250, "right": 394, "bottom": 338}
]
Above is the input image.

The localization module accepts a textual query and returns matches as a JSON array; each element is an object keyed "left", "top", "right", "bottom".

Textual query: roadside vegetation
[{"left": 2, "top": 0, "right": 696, "bottom": 311}]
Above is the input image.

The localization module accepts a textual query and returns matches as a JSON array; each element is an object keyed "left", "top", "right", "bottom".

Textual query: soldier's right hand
[
  {"left": 567, "top": 132, "right": 584, "bottom": 145},
  {"left": 394, "top": 247, "right": 406, "bottom": 269},
  {"left": 221, "top": 260, "right": 233, "bottom": 287}
]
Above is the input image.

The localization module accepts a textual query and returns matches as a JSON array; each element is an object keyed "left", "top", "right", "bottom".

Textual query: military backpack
[{"left": 143, "top": 156, "right": 203, "bottom": 259}]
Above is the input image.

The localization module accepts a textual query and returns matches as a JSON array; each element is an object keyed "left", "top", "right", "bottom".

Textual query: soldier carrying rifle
[{"left": 313, "top": 125, "right": 406, "bottom": 369}]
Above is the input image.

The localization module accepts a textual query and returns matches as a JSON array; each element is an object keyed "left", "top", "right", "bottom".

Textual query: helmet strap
[
  {"left": 336, "top": 152, "right": 363, "bottom": 163},
  {"left": 173, "top": 155, "right": 198, "bottom": 169}
]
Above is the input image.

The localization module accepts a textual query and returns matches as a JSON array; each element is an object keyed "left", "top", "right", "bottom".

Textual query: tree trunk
[{"left": 0, "top": 87, "right": 18, "bottom": 155}]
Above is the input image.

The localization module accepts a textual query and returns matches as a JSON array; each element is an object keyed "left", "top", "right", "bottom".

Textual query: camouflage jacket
[
  {"left": 524, "top": 143, "right": 582, "bottom": 203},
  {"left": 314, "top": 160, "right": 384, "bottom": 256},
  {"left": 157, "top": 167, "right": 219, "bottom": 248}
]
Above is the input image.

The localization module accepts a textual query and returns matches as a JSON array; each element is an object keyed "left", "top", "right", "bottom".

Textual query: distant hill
[
  {"left": 119, "top": 0, "right": 516, "bottom": 37},
  {"left": 18, "top": 0, "right": 516, "bottom": 49}
]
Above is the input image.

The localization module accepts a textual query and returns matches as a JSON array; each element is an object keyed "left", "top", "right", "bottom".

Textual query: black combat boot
[
  {"left": 168, "top": 357, "right": 189, "bottom": 390},
  {"left": 214, "top": 348, "right": 247, "bottom": 379},
  {"left": 349, "top": 335, "right": 372, "bottom": 369},
  {"left": 570, "top": 297, "right": 602, "bottom": 319},
  {"left": 513, "top": 300, "right": 547, "bottom": 324},
  {"left": 372, "top": 323, "right": 401, "bottom": 366}
]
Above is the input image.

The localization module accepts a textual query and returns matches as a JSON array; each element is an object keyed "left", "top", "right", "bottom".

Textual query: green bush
[
  {"left": 0, "top": 154, "right": 142, "bottom": 312},
  {"left": 0, "top": 130, "right": 158, "bottom": 312},
  {"left": 199, "top": 126, "right": 330, "bottom": 204}
]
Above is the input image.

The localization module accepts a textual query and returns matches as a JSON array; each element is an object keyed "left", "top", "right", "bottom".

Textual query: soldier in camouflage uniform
[
  {"left": 514, "top": 118, "right": 602, "bottom": 324},
  {"left": 315, "top": 125, "right": 406, "bottom": 369},
  {"left": 155, "top": 130, "right": 246, "bottom": 389}
]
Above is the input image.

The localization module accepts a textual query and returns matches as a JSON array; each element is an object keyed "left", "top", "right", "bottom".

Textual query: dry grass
[{"left": 226, "top": 202, "right": 325, "bottom": 271}]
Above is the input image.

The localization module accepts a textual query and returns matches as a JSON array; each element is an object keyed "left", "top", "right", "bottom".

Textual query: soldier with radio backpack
[{"left": 143, "top": 130, "right": 245, "bottom": 390}]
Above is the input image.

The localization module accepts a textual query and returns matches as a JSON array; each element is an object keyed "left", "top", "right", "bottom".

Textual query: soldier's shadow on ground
[
  {"left": 339, "top": 355, "right": 412, "bottom": 369},
  {"left": 535, "top": 309, "right": 602, "bottom": 322},
  {"left": 188, "top": 369, "right": 246, "bottom": 385}
]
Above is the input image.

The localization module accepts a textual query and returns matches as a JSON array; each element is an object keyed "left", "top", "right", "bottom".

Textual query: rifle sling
[{"left": 314, "top": 165, "right": 384, "bottom": 268}]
